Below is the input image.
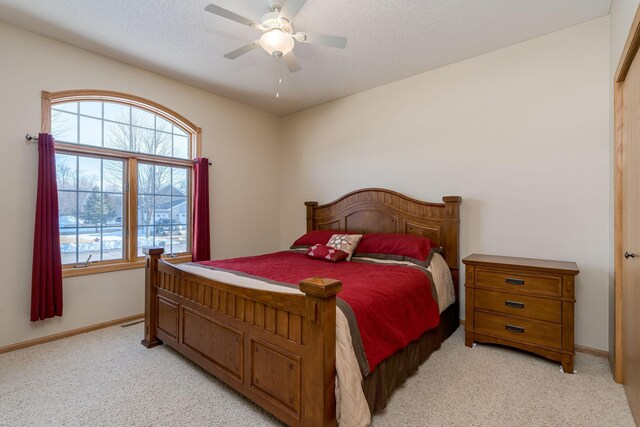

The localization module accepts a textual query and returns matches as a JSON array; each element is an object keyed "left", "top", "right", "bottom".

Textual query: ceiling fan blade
[
  {"left": 283, "top": 51, "right": 302, "bottom": 73},
  {"left": 224, "top": 41, "right": 260, "bottom": 59},
  {"left": 294, "top": 32, "right": 347, "bottom": 49},
  {"left": 204, "top": 4, "right": 260, "bottom": 29},
  {"left": 279, "top": 0, "right": 307, "bottom": 22}
]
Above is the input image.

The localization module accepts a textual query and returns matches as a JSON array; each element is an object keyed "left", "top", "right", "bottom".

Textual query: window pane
[
  {"left": 131, "top": 126, "right": 154, "bottom": 154},
  {"left": 172, "top": 168, "right": 187, "bottom": 196},
  {"left": 102, "top": 190, "right": 123, "bottom": 261},
  {"left": 58, "top": 214, "right": 79, "bottom": 229},
  {"left": 53, "top": 102, "right": 78, "bottom": 113},
  {"left": 78, "top": 191, "right": 98, "bottom": 227},
  {"left": 137, "top": 226, "right": 154, "bottom": 257},
  {"left": 104, "top": 121, "right": 130, "bottom": 150},
  {"left": 138, "top": 163, "right": 154, "bottom": 194},
  {"left": 171, "top": 197, "right": 187, "bottom": 224},
  {"left": 104, "top": 102, "right": 130, "bottom": 124},
  {"left": 173, "top": 125, "right": 187, "bottom": 136},
  {"left": 154, "top": 195, "right": 171, "bottom": 225},
  {"left": 156, "top": 166, "right": 171, "bottom": 194},
  {"left": 102, "top": 231, "right": 123, "bottom": 261},
  {"left": 155, "top": 116, "right": 172, "bottom": 133},
  {"left": 154, "top": 132, "right": 172, "bottom": 157},
  {"left": 103, "top": 193, "right": 122, "bottom": 225},
  {"left": 58, "top": 192, "right": 78, "bottom": 222},
  {"left": 52, "top": 111, "right": 77, "bottom": 143},
  {"left": 103, "top": 160, "right": 123, "bottom": 192},
  {"left": 60, "top": 233, "right": 78, "bottom": 264},
  {"left": 56, "top": 154, "right": 77, "bottom": 190},
  {"left": 137, "top": 195, "right": 154, "bottom": 225},
  {"left": 132, "top": 108, "right": 154, "bottom": 129},
  {"left": 171, "top": 226, "right": 188, "bottom": 254},
  {"left": 79, "top": 116, "right": 102, "bottom": 147},
  {"left": 154, "top": 235, "right": 168, "bottom": 251},
  {"left": 173, "top": 135, "right": 188, "bottom": 159},
  {"left": 77, "top": 227, "right": 101, "bottom": 264},
  {"left": 78, "top": 157, "right": 102, "bottom": 191},
  {"left": 78, "top": 191, "right": 120, "bottom": 227},
  {"left": 56, "top": 153, "right": 125, "bottom": 265},
  {"left": 80, "top": 102, "right": 102, "bottom": 118}
]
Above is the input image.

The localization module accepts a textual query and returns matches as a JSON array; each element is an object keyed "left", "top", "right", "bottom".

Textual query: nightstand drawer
[
  {"left": 474, "top": 311, "right": 561, "bottom": 349},
  {"left": 474, "top": 289, "right": 562, "bottom": 323},
  {"left": 475, "top": 268, "right": 561, "bottom": 296}
]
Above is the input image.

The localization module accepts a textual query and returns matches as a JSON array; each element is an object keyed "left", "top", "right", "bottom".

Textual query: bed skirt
[{"left": 362, "top": 302, "right": 459, "bottom": 413}]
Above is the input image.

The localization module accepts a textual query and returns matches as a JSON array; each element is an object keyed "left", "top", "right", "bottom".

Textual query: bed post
[
  {"left": 141, "top": 247, "right": 164, "bottom": 348},
  {"left": 299, "top": 277, "right": 342, "bottom": 427},
  {"left": 305, "top": 201, "right": 318, "bottom": 232},
  {"left": 443, "top": 196, "right": 462, "bottom": 333},
  {"left": 442, "top": 196, "right": 461, "bottom": 288}
]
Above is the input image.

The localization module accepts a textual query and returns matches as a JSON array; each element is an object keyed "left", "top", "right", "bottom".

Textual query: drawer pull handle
[
  {"left": 505, "top": 278, "right": 525, "bottom": 285},
  {"left": 505, "top": 300, "right": 525, "bottom": 309},
  {"left": 505, "top": 324, "right": 525, "bottom": 333}
]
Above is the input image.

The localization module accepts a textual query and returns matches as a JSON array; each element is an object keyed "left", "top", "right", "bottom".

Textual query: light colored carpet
[{"left": 0, "top": 324, "right": 633, "bottom": 426}]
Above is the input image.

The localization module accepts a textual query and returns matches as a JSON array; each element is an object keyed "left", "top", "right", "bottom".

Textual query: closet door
[
  {"left": 615, "top": 8, "right": 640, "bottom": 423},
  {"left": 620, "top": 51, "right": 640, "bottom": 423}
]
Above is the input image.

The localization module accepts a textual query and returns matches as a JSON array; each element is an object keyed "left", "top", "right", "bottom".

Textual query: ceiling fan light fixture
[{"left": 260, "top": 29, "right": 294, "bottom": 56}]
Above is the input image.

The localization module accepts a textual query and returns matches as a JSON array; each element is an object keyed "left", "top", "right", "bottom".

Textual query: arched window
[{"left": 41, "top": 90, "right": 202, "bottom": 276}]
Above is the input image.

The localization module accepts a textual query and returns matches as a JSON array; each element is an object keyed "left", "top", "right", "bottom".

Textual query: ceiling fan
[{"left": 204, "top": 0, "right": 348, "bottom": 73}]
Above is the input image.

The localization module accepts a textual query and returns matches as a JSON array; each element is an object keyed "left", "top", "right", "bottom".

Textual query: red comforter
[{"left": 198, "top": 251, "right": 440, "bottom": 372}]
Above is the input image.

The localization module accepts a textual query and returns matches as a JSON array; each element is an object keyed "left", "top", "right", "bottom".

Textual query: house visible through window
[{"left": 47, "top": 91, "right": 200, "bottom": 274}]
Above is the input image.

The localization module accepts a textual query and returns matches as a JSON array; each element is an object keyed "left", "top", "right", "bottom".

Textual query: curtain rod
[{"left": 24, "top": 134, "right": 211, "bottom": 165}]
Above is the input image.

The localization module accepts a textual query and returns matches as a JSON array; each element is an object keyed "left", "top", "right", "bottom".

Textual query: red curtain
[
  {"left": 192, "top": 158, "right": 210, "bottom": 261},
  {"left": 31, "top": 133, "right": 63, "bottom": 321}
]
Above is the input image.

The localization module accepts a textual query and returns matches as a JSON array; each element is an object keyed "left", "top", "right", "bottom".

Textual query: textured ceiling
[{"left": 0, "top": 0, "right": 611, "bottom": 116}]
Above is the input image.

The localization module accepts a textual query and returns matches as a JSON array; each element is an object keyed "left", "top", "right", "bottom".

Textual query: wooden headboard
[{"left": 305, "top": 188, "right": 462, "bottom": 293}]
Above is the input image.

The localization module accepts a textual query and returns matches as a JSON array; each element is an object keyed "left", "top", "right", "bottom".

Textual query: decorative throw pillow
[
  {"left": 290, "top": 230, "right": 353, "bottom": 249},
  {"left": 306, "top": 244, "right": 349, "bottom": 262},
  {"left": 326, "top": 234, "right": 363, "bottom": 261}
]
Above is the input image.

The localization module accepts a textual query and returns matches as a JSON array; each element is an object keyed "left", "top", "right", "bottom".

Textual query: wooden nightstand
[{"left": 462, "top": 254, "right": 579, "bottom": 373}]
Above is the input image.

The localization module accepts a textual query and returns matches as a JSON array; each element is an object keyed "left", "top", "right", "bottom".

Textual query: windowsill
[{"left": 61, "top": 254, "right": 193, "bottom": 278}]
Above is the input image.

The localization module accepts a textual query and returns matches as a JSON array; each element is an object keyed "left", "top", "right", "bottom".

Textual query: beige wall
[
  {"left": 608, "top": 0, "right": 640, "bottom": 359},
  {"left": 0, "top": 22, "right": 282, "bottom": 348},
  {"left": 281, "top": 17, "right": 611, "bottom": 350}
]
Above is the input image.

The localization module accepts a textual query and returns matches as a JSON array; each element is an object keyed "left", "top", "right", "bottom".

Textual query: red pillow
[
  {"left": 306, "top": 244, "right": 349, "bottom": 262},
  {"left": 291, "top": 230, "right": 352, "bottom": 249},
  {"left": 353, "top": 233, "right": 440, "bottom": 266}
]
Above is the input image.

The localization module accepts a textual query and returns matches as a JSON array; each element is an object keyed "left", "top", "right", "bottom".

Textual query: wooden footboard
[{"left": 141, "top": 248, "right": 340, "bottom": 427}]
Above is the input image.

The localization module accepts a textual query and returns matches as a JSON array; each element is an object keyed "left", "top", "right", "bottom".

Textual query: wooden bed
[{"left": 141, "top": 188, "right": 461, "bottom": 426}]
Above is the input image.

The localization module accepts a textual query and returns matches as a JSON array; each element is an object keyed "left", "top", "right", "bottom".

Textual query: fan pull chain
[{"left": 275, "top": 55, "right": 283, "bottom": 99}]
